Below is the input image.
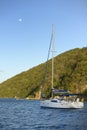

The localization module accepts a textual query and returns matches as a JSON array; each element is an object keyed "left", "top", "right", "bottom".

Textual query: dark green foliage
[{"left": 0, "top": 47, "right": 87, "bottom": 98}]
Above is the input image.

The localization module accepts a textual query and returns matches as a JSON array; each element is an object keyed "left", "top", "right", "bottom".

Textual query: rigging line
[{"left": 41, "top": 32, "right": 53, "bottom": 96}]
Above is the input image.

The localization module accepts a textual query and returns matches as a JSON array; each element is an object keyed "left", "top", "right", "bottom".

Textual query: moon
[{"left": 18, "top": 18, "right": 22, "bottom": 22}]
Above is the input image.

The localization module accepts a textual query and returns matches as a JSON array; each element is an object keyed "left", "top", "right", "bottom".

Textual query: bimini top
[{"left": 63, "top": 93, "right": 83, "bottom": 96}]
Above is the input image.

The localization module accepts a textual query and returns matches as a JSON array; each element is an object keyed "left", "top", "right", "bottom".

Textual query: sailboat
[{"left": 40, "top": 25, "right": 84, "bottom": 108}]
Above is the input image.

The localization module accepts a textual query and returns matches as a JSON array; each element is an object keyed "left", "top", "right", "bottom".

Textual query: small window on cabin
[{"left": 51, "top": 99, "right": 57, "bottom": 102}]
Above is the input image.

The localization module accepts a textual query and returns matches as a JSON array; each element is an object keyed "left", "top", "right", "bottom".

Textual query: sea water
[{"left": 0, "top": 98, "right": 87, "bottom": 130}]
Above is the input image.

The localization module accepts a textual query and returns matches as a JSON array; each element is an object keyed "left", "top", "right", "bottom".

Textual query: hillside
[{"left": 0, "top": 47, "right": 87, "bottom": 99}]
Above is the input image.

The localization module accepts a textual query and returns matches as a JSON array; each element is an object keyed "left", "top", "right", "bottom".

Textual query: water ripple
[{"left": 0, "top": 99, "right": 87, "bottom": 130}]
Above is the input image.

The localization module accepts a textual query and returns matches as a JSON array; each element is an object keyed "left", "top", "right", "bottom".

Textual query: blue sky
[{"left": 0, "top": 0, "right": 87, "bottom": 83}]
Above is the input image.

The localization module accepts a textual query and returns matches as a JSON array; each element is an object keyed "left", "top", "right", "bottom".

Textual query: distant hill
[{"left": 0, "top": 47, "right": 87, "bottom": 99}]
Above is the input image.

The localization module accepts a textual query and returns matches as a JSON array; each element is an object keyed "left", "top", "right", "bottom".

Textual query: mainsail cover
[{"left": 52, "top": 88, "right": 69, "bottom": 95}]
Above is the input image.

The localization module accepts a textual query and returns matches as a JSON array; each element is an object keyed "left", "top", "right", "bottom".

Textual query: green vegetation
[{"left": 0, "top": 47, "right": 87, "bottom": 99}]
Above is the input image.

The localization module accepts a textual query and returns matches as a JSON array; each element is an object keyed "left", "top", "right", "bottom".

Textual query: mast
[{"left": 52, "top": 25, "right": 54, "bottom": 97}]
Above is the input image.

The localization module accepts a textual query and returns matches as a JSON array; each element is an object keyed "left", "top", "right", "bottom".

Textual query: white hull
[{"left": 40, "top": 99, "right": 84, "bottom": 109}]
